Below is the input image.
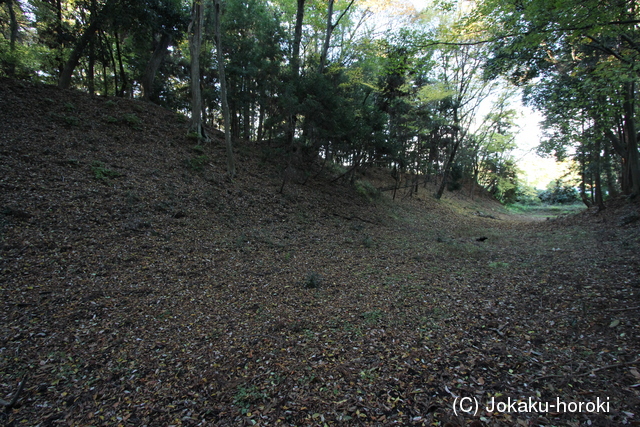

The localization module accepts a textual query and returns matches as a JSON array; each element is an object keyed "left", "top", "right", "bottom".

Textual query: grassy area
[{"left": 506, "top": 202, "right": 587, "bottom": 218}]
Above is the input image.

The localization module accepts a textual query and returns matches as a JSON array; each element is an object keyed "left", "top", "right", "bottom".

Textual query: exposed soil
[{"left": 1, "top": 78, "right": 639, "bottom": 426}]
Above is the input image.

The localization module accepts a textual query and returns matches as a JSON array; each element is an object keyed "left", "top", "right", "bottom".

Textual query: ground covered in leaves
[{"left": 1, "top": 78, "right": 639, "bottom": 426}]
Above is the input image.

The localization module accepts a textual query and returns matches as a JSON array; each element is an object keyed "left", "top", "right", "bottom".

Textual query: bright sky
[{"left": 512, "top": 107, "right": 569, "bottom": 189}]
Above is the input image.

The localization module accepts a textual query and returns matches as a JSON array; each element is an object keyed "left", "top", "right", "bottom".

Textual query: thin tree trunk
[
  {"left": 594, "top": 136, "right": 604, "bottom": 208},
  {"left": 6, "top": 0, "right": 18, "bottom": 50},
  {"left": 286, "top": 0, "right": 305, "bottom": 149},
  {"left": 603, "top": 143, "right": 619, "bottom": 197},
  {"left": 318, "top": 0, "right": 355, "bottom": 74},
  {"left": 291, "top": 0, "right": 305, "bottom": 77},
  {"left": 114, "top": 30, "right": 127, "bottom": 96},
  {"left": 88, "top": 40, "right": 95, "bottom": 94},
  {"left": 624, "top": 81, "right": 640, "bottom": 195},
  {"left": 106, "top": 32, "right": 119, "bottom": 95},
  {"left": 318, "top": 0, "right": 334, "bottom": 74},
  {"left": 188, "top": 0, "right": 207, "bottom": 140},
  {"left": 215, "top": 0, "right": 236, "bottom": 177},
  {"left": 102, "top": 61, "right": 109, "bottom": 95},
  {"left": 87, "top": 0, "right": 97, "bottom": 95},
  {"left": 281, "top": 0, "right": 306, "bottom": 193},
  {"left": 5, "top": 0, "right": 19, "bottom": 76},
  {"left": 579, "top": 152, "right": 593, "bottom": 207},
  {"left": 257, "top": 100, "right": 265, "bottom": 142},
  {"left": 55, "top": 0, "right": 64, "bottom": 75}
]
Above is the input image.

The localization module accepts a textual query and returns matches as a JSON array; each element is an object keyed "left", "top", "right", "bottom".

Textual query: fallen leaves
[{"left": 1, "top": 78, "right": 639, "bottom": 426}]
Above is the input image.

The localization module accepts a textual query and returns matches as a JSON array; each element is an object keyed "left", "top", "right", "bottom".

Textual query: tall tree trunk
[
  {"left": 624, "top": 81, "right": 640, "bottom": 195},
  {"left": 188, "top": 0, "right": 207, "bottom": 140},
  {"left": 286, "top": 0, "right": 305, "bottom": 147},
  {"left": 215, "top": 0, "right": 236, "bottom": 178},
  {"left": 594, "top": 136, "right": 604, "bottom": 209},
  {"left": 114, "top": 29, "right": 127, "bottom": 97},
  {"left": 603, "top": 143, "right": 619, "bottom": 197},
  {"left": 435, "top": 136, "right": 460, "bottom": 200},
  {"left": 87, "top": 0, "right": 97, "bottom": 95},
  {"left": 257, "top": 100, "right": 265, "bottom": 142},
  {"left": 291, "top": 0, "right": 305, "bottom": 77},
  {"left": 55, "top": 0, "right": 64, "bottom": 75},
  {"left": 106, "top": 31, "right": 119, "bottom": 95},
  {"left": 6, "top": 0, "right": 18, "bottom": 50},
  {"left": 436, "top": 108, "right": 462, "bottom": 200},
  {"left": 318, "top": 0, "right": 334, "bottom": 74},
  {"left": 318, "top": 0, "right": 354, "bottom": 74},
  {"left": 142, "top": 32, "right": 172, "bottom": 102},
  {"left": 88, "top": 38, "right": 95, "bottom": 94},
  {"left": 4, "top": 0, "right": 19, "bottom": 76},
  {"left": 579, "top": 151, "right": 593, "bottom": 207},
  {"left": 59, "top": 1, "right": 110, "bottom": 89},
  {"left": 281, "top": 0, "right": 306, "bottom": 193},
  {"left": 102, "top": 61, "right": 109, "bottom": 95}
]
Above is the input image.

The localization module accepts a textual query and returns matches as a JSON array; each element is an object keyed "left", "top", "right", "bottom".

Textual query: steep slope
[{"left": 1, "top": 79, "right": 639, "bottom": 427}]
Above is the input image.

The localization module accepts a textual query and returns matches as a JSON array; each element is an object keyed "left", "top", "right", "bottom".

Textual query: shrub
[
  {"left": 538, "top": 179, "right": 579, "bottom": 204},
  {"left": 326, "top": 161, "right": 347, "bottom": 177},
  {"left": 122, "top": 113, "right": 141, "bottom": 128},
  {"left": 354, "top": 180, "right": 380, "bottom": 201},
  {"left": 446, "top": 163, "right": 464, "bottom": 191},
  {"left": 186, "top": 155, "right": 209, "bottom": 172},
  {"left": 303, "top": 271, "right": 322, "bottom": 289},
  {"left": 91, "top": 161, "right": 121, "bottom": 180},
  {"left": 515, "top": 184, "right": 542, "bottom": 205}
]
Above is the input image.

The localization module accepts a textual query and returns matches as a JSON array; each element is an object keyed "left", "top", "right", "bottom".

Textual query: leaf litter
[{"left": 0, "top": 78, "right": 639, "bottom": 426}]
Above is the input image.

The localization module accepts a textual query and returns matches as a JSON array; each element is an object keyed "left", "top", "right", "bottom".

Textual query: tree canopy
[{"left": 2, "top": 0, "right": 638, "bottom": 203}]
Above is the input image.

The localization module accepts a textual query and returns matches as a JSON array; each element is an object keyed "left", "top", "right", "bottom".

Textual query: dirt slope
[{"left": 1, "top": 78, "right": 639, "bottom": 427}]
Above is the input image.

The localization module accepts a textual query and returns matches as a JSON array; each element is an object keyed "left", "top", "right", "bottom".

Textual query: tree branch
[{"left": 331, "top": 0, "right": 356, "bottom": 31}]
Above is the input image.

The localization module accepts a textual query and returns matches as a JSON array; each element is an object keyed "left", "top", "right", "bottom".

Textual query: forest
[
  {"left": 1, "top": 0, "right": 638, "bottom": 202},
  {"left": 1, "top": 0, "right": 640, "bottom": 426}
]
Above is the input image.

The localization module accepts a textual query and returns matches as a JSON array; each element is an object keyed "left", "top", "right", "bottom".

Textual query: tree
[
  {"left": 188, "top": 0, "right": 207, "bottom": 140},
  {"left": 474, "top": 0, "right": 640, "bottom": 195},
  {"left": 0, "top": 0, "right": 20, "bottom": 76},
  {"left": 433, "top": 41, "right": 498, "bottom": 199},
  {"left": 58, "top": 0, "right": 114, "bottom": 89},
  {"left": 214, "top": 0, "right": 235, "bottom": 177}
]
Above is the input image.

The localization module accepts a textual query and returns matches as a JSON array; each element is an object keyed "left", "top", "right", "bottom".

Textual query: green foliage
[
  {"left": 362, "top": 310, "right": 385, "bottom": 324},
  {"left": 515, "top": 184, "right": 542, "bottom": 206},
  {"left": 122, "top": 113, "right": 141, "bottom": 128},
  {"left": 362, "top": 235, "right": 374, "bottom": 248},
  {"left": 326, "top": 161, "right": 347, "bottom": 177},
  {"left": 191, "top": 144, "right": 205, "bottom": 154},
  {"left": 187, "top": 132, "right": 202, "bottom": 142},
  {"left": 233, "top": 384, "right": 267, "bottom": 413},
  {"left": 473, "top": 0, "right": 637, "bottom": 196},
  {"left": 2, "top": 0, "right": 534, "bottom": 198},
  {"left": 446, "top": 163, "right": 463, "bottom": 192},
  {"left": 538, "top": 179, "right": 579, "bottom": 205},
  {"left": 186, "top": 155, "right": 209, "bottom": 172},
  {"left": 354, "top": 180, "right": 380, "bottom": 201},
  {"left": 91, "top": 161, "right": 121, "bottom": 180},
  {"left": 62, "top": 115, "right": 80, "bottom": 127},
  {"left": 302, "top": 271, "right": 322, "bottom": 289}
]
